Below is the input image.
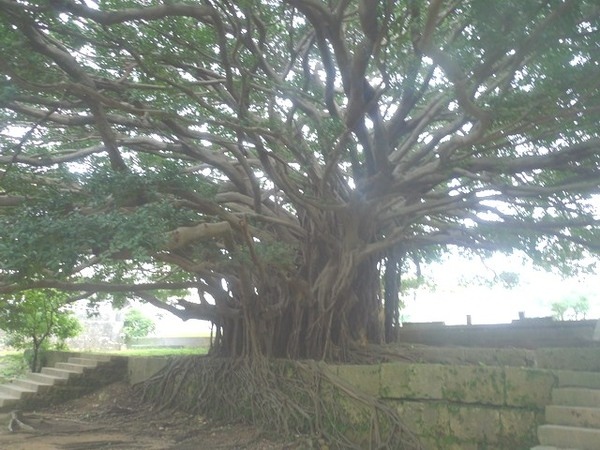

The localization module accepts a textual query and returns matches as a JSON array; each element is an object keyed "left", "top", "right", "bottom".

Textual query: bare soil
[{"left": 0, "top": 382, "right": 310, "bottom": 450}]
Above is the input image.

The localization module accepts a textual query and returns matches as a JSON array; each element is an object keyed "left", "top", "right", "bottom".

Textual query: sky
[{"left": 401, "top": 253, "right": 600, "bottom": 325}]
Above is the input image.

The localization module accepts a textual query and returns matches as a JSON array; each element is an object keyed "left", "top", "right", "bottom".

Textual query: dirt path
[{"left": 0, "top": 383, "right": 305, "bottom": 449}]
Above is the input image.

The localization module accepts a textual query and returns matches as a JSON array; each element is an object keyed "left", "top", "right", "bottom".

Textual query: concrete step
[
  {"left": 0, "top": 390, "right": 20, "bottom": 400},
  {"left": 552, "top": 388, "right": 600, "bottom": 408},
  {"left": 55, "top": 362, "right": 90, "bottom": 373},
  {"left": 83, "top": 354, "right": 111, "bottom": 363},
  {"left": 0, "top": 384, "right": 36, "bottom": 398},
  {"left": 0, "top": 384, "right": 21, "bottom": 409},
  {"left": 546, "top": 405, "right": 600, "bottom": 429},
  {"left": 67, "top": 357, "right": 100, "bottom": 367},
  {"left": 556, "top": 370, "right": 600, "bottom": 389},
  {"left": 41, "top": 367, "right": 80, "bottom": 379},
  {"left": 12, "top": 378, "right": 53, "bottom": 392},
  {"left": 0, "top": 396, "right": 19, "bottom": 408},
  {"left": 538, "top": 424, "right": 600, "bottom": 450},
  {"left": 26, "top": 372, "right": 68, "bottom": 385},
  {"left": 0, "top": 354, "right": 114, "bottom": 412},
  {"left": 531, "top": 446, "right": 582, "bottom": 450}
]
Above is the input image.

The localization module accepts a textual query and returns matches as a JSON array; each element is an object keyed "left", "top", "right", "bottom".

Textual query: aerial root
[
  {"left": 7, "top": 410, "right": 35, "bottom": 433},
  {"left": 135, "top": 356, "right": 422, "bottom": 450}
]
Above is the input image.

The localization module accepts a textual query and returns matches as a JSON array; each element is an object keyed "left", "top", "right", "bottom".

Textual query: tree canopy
[{"left": 1, "top": 0, "right": 599, "bottom": 359}]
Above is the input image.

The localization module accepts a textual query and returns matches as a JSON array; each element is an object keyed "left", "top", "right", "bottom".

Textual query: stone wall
[
  {"left": 125, "top": 355, "right": 562, "bottom": 449},
  {"left": 332, "top": 362, "right": 555, "bottom": 450},
  {"left": 398, "top": 318, "right": 600, "bottom": 348},
  {"left": 127, "top": 336, "right": 210, "bottom": 349},
  {"left": 392, "top": 345, "right": 600, "bottom": 371},
  {"left": 51, "top": 346, "right": 600, "bottom": 449},
  {"left": 127, "top": 355, "right": 172, "bottom": 384}
]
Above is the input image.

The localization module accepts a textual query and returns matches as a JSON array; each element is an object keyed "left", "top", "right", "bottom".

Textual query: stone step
[
  {"left": 556, "top": 370, "right": 600, "bottom": 389},
  {"left": 552, "top": 388, "right": 600, "bottom": 408},
  {"left": 26, "top": 372, "right": 68, "bottom": 385},
  {"left": 0, "top": 354, "right": 115, "bottom": 412},
  {"left": 12, "top": 378, "right": 53, "bottom": 392},
  {"left": 531, "top": 446, "right": 582, "bottom": 450},
  {"left": 83, "top": 354, "right": 111, "bottom": 363},
  {"left": 0, "top": 384, "right": 36, "bottom": 398},
  {"left": 538, "top": 424, "right": 600, "bottom": 450},
  {"left": 55, "top": 362, "right": 90, "bottom": 373},
  {"left": 41, "top": 367, "right": 80, "bottom": 379},
  {"left": 0, "top": 390, "right": 20, "bottom": 400},
  {"left": 546, "top": 405, "right": 600, "bottom": 429},
  {"left": 0, "top": 396, "right": 19, "bottom": 408},
  {"left": 67, "top": 357, "right": 100, "bottom": 367}
]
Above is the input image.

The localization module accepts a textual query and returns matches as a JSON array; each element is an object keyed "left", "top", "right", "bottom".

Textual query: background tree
[
  {"left": 121, "top": 308, "right": 156, "bottom": 345},
  {"left": 551, "top": 301, "right": 569, "bottom": 321},
  {"left": 551, "top": 295, "right": 590, "bottom": 320},
  {"left": 0, "top": 1, "right": 599, "bottom": 445},
  {"left": 0, "top": 289, "right": 82, "bottom": 372}
]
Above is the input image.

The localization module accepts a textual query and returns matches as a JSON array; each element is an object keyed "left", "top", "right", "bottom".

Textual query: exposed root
[
  {"left": 7, "top": 410, "right": 35, "bottom": 433},
  {"left": 135, "top": 356, "right": 422, "bottom": 450}
]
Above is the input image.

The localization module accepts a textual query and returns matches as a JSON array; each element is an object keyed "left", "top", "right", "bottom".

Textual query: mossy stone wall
[{"left": 331, "top": 362, "right": 557, "bottom": 450}]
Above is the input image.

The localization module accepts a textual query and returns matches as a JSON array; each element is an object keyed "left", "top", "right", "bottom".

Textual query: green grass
[
  {"left": 106, "top": 347, "right": 209, "bottom": 357},
  {"left": 0, "top": 352, "right": 29, "bottom": 381}
]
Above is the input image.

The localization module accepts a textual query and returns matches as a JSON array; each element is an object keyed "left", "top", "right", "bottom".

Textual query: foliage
[
  {"left": 551, "top": 295, "right": 590, "bottom": 321},
  {"left": 121, "top": 308, "right": 156, "bottom": 343},
  {"left": 459, "top": 270, "right": 521, "bottom": 290},
  {"left": 0, "top": 0, "right": 599, "bottom": 363},
  {"left": 0, "top": 290, "right": 82, "bottom": 371},
  {"left": 0, "top": 352, "right": 29, "bottom": 382}
]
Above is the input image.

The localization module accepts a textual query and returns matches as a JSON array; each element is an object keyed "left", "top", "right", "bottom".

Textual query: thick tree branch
[{"left": 0, "top": 280, "right": 198, "bottom": 295}]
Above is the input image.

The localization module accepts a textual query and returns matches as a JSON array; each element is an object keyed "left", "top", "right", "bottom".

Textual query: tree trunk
[
  {"left": 384, "top": 251, "right": 402, "bottom": 343},
  {"left": 211, "top": 199, "right": 385, "bottom": 361},
  {"left": 31, "top": 339, "right": 40, "bottom": 373}
]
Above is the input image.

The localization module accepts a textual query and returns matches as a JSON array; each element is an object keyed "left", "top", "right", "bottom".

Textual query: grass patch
[{"left": 0, "top": 352, "right": 29, "bottom": 381}]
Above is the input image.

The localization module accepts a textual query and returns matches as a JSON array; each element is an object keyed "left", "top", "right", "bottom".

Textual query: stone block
[
  {"left": 396, "top": 400, "right": 450, "bottom": 438},
  {"left": 418, "top": 436, "right": 478, "bottom": 450},
  {"left": 127, "top": 356, "right": 170, "bottom": 385},
  {"left": 335, "top": 364, "right": 380, "bottom": 396},
  {"left": 556, "top": 369, "right": 600, "bottom": 389},
  {"left": 499, "top": 408, "right": 541, "bottom": 448},
  {"left": 447, "top": 405, "right": 501, "bottom": 443},
  {"left": 493, "top": 348, "right": 538, "bottom": 367},
  {"left": 538, "top": 424, "right": 600, "bottom": 449},
  {"left": 441, "top": 365, "right": 504, "bottom": 405},
  {"left": 535, "top": 347, "right": 600, "bottom": 372},
  {"left": 417, "top": 347, "right": 468, "bottom": 365},
  {"left": 440, "top": 444, "right": 479, "bottom": 450},
  {"left": 504, "top": 367, "right": 555, "bottom": 407},
  {"left": 380, "top": 363, "right": 445, "bottom": 400}
]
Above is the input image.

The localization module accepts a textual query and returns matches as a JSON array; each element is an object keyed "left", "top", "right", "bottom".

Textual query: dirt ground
[{"left": 0, "top": 382, "right": 309, "bottom": 450}]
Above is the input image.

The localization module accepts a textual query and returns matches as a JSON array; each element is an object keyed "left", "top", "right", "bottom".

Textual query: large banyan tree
[{"left": 1, "top": 1, "right": 600, "bottom": 361}]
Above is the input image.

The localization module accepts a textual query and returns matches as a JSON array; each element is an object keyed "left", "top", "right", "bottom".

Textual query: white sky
[{"left": 401, "top": 253, "right": 600, "bottom": 325}]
